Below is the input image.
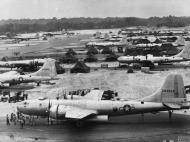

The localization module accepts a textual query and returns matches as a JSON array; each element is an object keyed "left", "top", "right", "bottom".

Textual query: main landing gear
[{"left": 168, "top": 110, "right": 173, "bottom": 121}]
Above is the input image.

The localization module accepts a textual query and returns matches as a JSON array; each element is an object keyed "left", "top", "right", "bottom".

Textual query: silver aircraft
[
  {"left": 0, "top": 58, "right": 46, "bottom": 69},
  {"left": 17, "top": 74, "right": 190, "bottom": 126},
  {"left": 0, "top": 58, "right": 57, "bottom": 86},
  {"left": 117, "top": 42, "right": 190, "bottom": 65}
]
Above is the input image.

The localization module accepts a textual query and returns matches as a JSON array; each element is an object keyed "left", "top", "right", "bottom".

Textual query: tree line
[{"left": 0, "top": 16, "right": 190, "bottom": 34}]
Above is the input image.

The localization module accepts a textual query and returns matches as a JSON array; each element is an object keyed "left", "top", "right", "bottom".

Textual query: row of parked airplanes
[
  {"left": 118, "top": 42, "right": 190, "bottom": 65},
  {"left": 1, "top": 42, "right": 190, "bottom": 127}
]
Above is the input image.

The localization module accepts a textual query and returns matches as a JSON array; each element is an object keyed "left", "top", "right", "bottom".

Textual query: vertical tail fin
[
  {"left": 174, "top": 36, "right": 185, "bottom": 46},
  {"left": 142, "top": 74, "right": 187, "bottom": 104},
  {"left": 160, "top": 74, "right": 186, "bottom": 104},
  {"left": 30, "top": 58, "right": 57, "bottom": 78},
  {"left": 174, "top": 42, "right": 190, "bottom": 59},
  {"left": 120, "top": 36, "right": 131, "bottom": 45}
]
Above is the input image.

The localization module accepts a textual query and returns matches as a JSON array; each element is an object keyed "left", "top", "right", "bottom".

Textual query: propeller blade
[{"left": 47, "top": 98, "right": 51, "bottom": 125}]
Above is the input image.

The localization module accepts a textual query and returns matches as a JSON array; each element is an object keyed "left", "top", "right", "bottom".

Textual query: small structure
[
  {"left": 70, "top": 61, "right": 90, "bottom": 73},
  {"left": 141, "top": 67, "right": 150, "bottom": 73},
  {"left": 127, "top": 68, "right": 134, "bottom": 73}
]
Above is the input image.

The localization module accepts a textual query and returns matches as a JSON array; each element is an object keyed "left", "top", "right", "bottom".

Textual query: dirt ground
[{"left": 25, "top": 68, "right": 190, "bottom": 99}]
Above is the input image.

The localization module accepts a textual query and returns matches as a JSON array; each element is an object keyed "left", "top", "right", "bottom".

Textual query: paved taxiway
[{"left": 0, "top": 112, "right": 190, "bottom": 142}]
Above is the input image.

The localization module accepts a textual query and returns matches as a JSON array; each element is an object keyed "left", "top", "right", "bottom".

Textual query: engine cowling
[
  {"left": 49, "top": 105, "right": 70, "bottom": 119},
  {"left": 0, "top": 82, "right": 3, "bottom": 87}
]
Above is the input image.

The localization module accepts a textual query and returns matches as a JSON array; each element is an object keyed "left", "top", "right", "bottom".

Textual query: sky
[{"left": 0, "top": 0, "right": 190, "bottom": 20}]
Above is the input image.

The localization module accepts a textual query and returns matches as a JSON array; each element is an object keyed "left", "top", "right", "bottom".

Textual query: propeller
[
  {"left": 47, "top": 98, "right": 51, "bottom": 125},
  {"left": 63, "top": 90, "right": 68, "bottom": 100}
]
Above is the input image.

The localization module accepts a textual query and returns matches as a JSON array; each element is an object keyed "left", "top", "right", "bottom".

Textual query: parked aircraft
[
  {"left": 117, "top": 42, "right": 190, "bottom": 66},
  {"left": 12, "top": 33, "right": 41, "bottom": 41},
  {"left": 0, "top": 59, "right": 46, "bottom": 71},
  {"left": 0, "top": 58, "right": 58, "bottom": 86},
  {"left": 86, "top": 36, "right": 129, "bottom": 47},
  {"left": 17, "top": 74, "right": 190, "bottom": 127}
]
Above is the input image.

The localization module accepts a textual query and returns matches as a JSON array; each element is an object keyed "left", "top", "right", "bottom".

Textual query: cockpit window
[{"left": 101, "top": 90, "right": 115, "bottom": 100}]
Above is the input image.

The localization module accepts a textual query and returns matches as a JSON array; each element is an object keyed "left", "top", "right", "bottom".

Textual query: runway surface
[{"left": 0, "top": 112, "right": 190, "bottom": 142}]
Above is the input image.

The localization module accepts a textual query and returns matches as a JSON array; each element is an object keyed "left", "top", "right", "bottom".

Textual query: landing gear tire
[
  {"left": 75, "top": 121, "right": 84, "bottom": 128},
  {"left": 168, "top": 110, "right": 173, "bottom": 121}
]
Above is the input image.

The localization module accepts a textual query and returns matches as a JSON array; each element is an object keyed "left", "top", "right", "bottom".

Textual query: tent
[
  {"left": 101, "top": 47, "right": 112, "bottom": 54},
  {"left": 166, "top": 36, "right": 177, "bottom": 42},
  {"left": 17, "top": 56, "right": 25, "bottom": 60},
  {"left": 1, "top": 56, "right": 9, "bottom": 61},
  {"left": 153, "top": 38, "right": 162, "bottom": 43},
  {"left": 87, "top": 47, "right": 99, "bottom": 55},
  {"left": 65, "top": 48, "right": 77, "bottom": 56},
  {"left": 84, "top": 54, "right": 98, "bottom": 62},
  {"left": 166, "top": 47, "right": 179, "bottom": 56},
  {"left": 105, "top": 53, "right": 118, "bottom": 62},
  {"left": 55, "top": 62, "right": 65, "bottom": 74},
  {"left": 61, "top": 54, "right": 78, "bottom": 64},
  {"left": 70, "top": 61, "right": 90, "bottom": 73}
]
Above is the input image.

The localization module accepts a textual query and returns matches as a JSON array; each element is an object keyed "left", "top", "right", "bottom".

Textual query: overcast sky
[{"left": 0, "top": 0, "right": 190, "bottom": 20}]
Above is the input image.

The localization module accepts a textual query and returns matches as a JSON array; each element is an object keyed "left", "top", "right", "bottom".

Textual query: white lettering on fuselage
[{"left": 162, "top": 89, "right": 175, "bottom": 93}]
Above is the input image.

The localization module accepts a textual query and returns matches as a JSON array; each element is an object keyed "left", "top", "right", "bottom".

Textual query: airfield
[
  {"left": 0, "top": 29, "right": 190, "bottom": 142},
  {"left": 0, "top": 69, "right": 190, "bottom": 141}
]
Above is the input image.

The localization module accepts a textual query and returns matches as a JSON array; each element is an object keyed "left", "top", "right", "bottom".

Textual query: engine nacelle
[
  {"left": 49, "top": 105, "right": 70, "bottom": 119},
  {"left": 0, "top": 82, "right": 3, "bottom": 87}
]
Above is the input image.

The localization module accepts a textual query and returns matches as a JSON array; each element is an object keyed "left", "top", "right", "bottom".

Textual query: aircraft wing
[
  {"left": 2, "top": 71, "right": 19, "bottom": 76},
  {"left": 65, "top": 107, "right": 97, "bottom": 119}
]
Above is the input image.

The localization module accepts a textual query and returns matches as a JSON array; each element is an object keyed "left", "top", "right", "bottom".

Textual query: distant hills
[{"left": 0, "top": 16, "right": 190, "bottom": 34}]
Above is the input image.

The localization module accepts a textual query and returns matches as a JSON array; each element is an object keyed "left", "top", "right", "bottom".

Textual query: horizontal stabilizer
[{"left": 163, "top": 103, "right": 181, "bottom": 109}]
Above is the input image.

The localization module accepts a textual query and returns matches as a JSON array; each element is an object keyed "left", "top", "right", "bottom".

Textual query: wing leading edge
[{"left": 65, "top": 107, "right": 97, "bottom": 119}]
